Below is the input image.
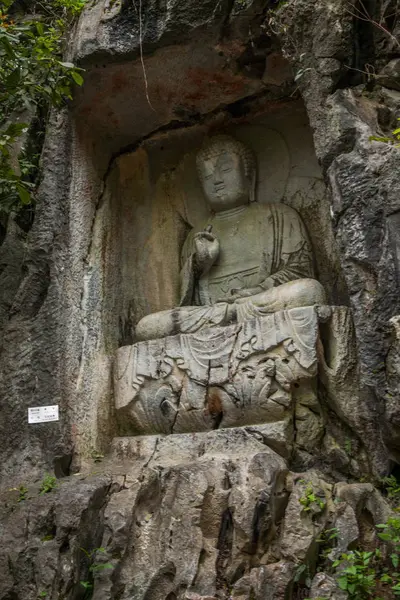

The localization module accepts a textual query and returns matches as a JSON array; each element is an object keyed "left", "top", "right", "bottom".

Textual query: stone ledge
[{"left": 110, "top": 421, "right": 293, "bottom": 466}]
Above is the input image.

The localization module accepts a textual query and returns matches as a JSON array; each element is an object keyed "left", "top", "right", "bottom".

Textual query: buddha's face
[{"left": 198, "top": 149, "right": 250, "bottom": 212}]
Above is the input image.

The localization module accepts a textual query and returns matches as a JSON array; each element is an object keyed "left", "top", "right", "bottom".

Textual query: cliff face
[{"left": 1, "top": 0, "right": 400, "bottom": 598}]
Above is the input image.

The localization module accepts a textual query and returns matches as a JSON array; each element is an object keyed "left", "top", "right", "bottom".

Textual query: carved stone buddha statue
[{"left": 135, "top": 135, "right": 326, "bottom": 341}]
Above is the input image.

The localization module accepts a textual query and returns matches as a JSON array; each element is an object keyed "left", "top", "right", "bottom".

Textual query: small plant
[
  {"left": 377, "top": 516, "right": 400, "bottom": 568},
  {"left": 317, "top": 527, "right": 339, "bottom": 543},
  {"left": 79, "top": 580, "right": 93, "bottom": 595},
  {"left": 37, "top": 593, "right": 47, "bottom": 599},
  {"left": 344, "top": 438, "right": 352, "bottom": 456},
  {"left": 380, "top": 475, "right": 400, "bottom": 501},
  {"left": 317, "top": 527, "right": 339, "bottom": 561},
  {"left": 294, "top": 562, "right": 312, "bottom": 587},
  {"left": 370, "top": 118, "right": 400, "bottom": 148},
  {"left": 39, "top": 473, "right": 57, "bottom": 495},
  {"left": 91, "top": 449, "right": 104, "bottom": 463},
  {"left": 79, "top": 546, "right": 113, "bottom": 595},
  {"left": 299, "top": 481, "right": 326, "bottom": 514},
  {"left": 333, "top": 550, "right": 377, "bottom": 598},
  {"left": 18, "top": 484, "right": 29, "bottom": 502}
]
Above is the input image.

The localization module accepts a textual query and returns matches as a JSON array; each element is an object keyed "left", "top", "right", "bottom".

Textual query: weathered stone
[
  {"left": 309, "top": 572, "right": 347, "bottom": 600},
  {"left": 2, "top": 0, "right": 400, "bottom": 597},
  {"left": 334, "top": 482, "right": 392, "bottom": 526},
  {"left": 278, "top": 474, "right": 332, "bottom": 564},
  {"left": 377, "top": 59, "right": 400, "bottom": 91},
  {"left": 0, "top": 475, "right": 113, "bottom": 600},
  {"left": 0, "top": 218, "right": 26, "bottom": 334},
  {"left": 116, "top": 309, "right": 319, "bottom": 439},
  {"left": 93, "top": 428, "right": 289, "bottom": 600}
]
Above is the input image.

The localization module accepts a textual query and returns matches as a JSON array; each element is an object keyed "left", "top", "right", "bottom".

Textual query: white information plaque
[{"left": 28, "top": 405, "right": 59, "bottom": 424}]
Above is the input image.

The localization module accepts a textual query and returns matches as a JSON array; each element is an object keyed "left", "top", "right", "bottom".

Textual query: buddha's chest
[
  {"left": 208, "top": 214, "right": 263, "bottom": 275},
  {"left": 198, "top": 209, "right": 268, "bottom": 304}
]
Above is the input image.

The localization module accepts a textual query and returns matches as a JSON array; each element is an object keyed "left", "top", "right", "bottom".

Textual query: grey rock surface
[
  {"left": 377, "top": 59, "right": 400, "bottom": 91},
  {"left": 0, "top": 428, "right": 393, "bottom": 600},
  {"left": 1, "top": 0, "right": 400, "bottom": 597}
]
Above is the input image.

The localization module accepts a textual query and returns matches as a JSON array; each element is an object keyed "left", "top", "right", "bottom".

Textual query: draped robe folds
[
  {"left": 135, "top": 202, "right": 325, "bottom": 340},
  {"left": 176, "top": 203, "right": 317, "bottom": 332}
]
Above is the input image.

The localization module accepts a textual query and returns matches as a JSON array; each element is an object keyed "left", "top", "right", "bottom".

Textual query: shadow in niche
[
  {"left": 216, "top": 508, "right": 234, "bottom": 591},
  {"left": 318, "top": 320, "right": 337, "bottom": 370}
]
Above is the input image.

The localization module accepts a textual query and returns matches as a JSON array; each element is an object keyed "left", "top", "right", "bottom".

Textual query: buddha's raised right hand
[{"left": 193, "top": 229, "right": 220, "bottom": 274}]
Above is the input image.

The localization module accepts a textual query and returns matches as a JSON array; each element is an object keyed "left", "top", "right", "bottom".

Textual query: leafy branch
[{"left": 0, "top": 0, "right": 86, "bottom": 213}]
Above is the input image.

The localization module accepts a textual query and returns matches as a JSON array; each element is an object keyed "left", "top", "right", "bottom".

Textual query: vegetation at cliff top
[{"left": 0, "top": 0, "right": 85, "bottom": 214}]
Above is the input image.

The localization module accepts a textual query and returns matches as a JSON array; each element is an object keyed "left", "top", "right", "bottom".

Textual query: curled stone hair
[{"left": 196, "top": 135, "right": 257, "bottom": 202}]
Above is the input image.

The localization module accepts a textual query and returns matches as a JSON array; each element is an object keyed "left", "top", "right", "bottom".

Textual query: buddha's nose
[{"left": 213, "top": 169, "right": 224, "bottom": 185}]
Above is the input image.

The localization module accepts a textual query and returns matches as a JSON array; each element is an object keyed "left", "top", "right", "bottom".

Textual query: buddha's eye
[{"left": 204, "top": 173, "right": 213, "bottom": 180}]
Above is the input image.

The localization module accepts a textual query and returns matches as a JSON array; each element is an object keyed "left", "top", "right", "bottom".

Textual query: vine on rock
[{"left": 0, "top": 0, "right": 86, "bottom": 214}]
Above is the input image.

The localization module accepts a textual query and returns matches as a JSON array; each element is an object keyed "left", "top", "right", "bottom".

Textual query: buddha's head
[{"left": 196, "top": 135, "right": 256, "bottom": 212}]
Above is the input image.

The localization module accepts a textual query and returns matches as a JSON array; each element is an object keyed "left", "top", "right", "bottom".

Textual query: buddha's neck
[{"left": 213, "top": 204, "right": 248, "bottom": 220}]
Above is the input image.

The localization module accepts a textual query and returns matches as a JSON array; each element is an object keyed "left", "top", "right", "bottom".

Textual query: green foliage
[
  {"left": 294, "top": 562, "right": 312, "bottom": 587},
  {"left": 380, "top": 475, "right": 400, "bottom": 502},
  {"left": 317, "top": 527, "right": 339, "bottom": 543},
  {"left": 39, "top": 473, "right": 57, "bottom": 495},
  {"left": 316, "top": 527, "right": 339, "bottom": 562},
  {"left": 79, "top": 547, "right": 113, "bottom": 597},
  {"left": 300, "top": 516, "right": 400, "bottom": 599},
  {"left": 370, "top": 118, "right": 400, "bottom": 149},
  {"left": 17, "top": 484, "right": 28, "bottom": 502},
  {"left": 377, "top": 516, "right": 400, "bottom": 556},
  {"left": 0, "top": 0, "right": 85, "bottom": 212},
  {"left": 333, "top": 550, "right": 378, "bottom": 599},
  {"left": 37, "top": 592, "right": 47, "bottom": 599},
  {"left": 325, "top": 518, "right": 400, "bottom": 599},
  {"left": 298, "top": 481, "right": 326, "bottom": 514},
  {"left": 91, "top": 449, "right": 104, "bottom": 463},
  {"left": 344, "top": 438, "right": 352, "bottom": 456}
]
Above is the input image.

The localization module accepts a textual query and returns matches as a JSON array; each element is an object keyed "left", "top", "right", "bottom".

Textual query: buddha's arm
[
  {"left": 260, "top": 241, "right": 314, "bottom": 288},
  {"left": 179, "top": 228, "right": 220, "bottom": 306}
]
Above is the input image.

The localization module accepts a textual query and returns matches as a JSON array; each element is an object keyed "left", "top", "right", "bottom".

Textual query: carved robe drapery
[{"left": 180, "top": 203, "right": 315, "bottom": 306}]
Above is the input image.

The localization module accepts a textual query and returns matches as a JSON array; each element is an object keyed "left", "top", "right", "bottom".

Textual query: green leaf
[
  {"left": 6, "top": 68, "right": 21, "bottom": 89},
  {"left": 346, "top": 566, "right": 357, "bottom": 575},
  {"left": 91, "top": 562, "right": 113, "bottom": 572},
  {"left": 59, "top": 61, "right": 75, "bottom": 68},
  {"left": 71, "top": 71, "right": 84, "bottom": 85},
  {"left": 80, "top": 581, "right": 92, "bottom": 590},
  {"left": 0, "top": 36, "right": 15, "bottom": 59},
  {"left": 337, "top": 577, "right": 348, "bottom": 590},
  {"left": 16, "top": 184, "right": 31, "bottom": 205}
]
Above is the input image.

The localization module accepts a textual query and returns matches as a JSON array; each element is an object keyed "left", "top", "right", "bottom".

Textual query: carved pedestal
[{"left": 115, "top": 307, "right": 320, "bottom": 439}]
